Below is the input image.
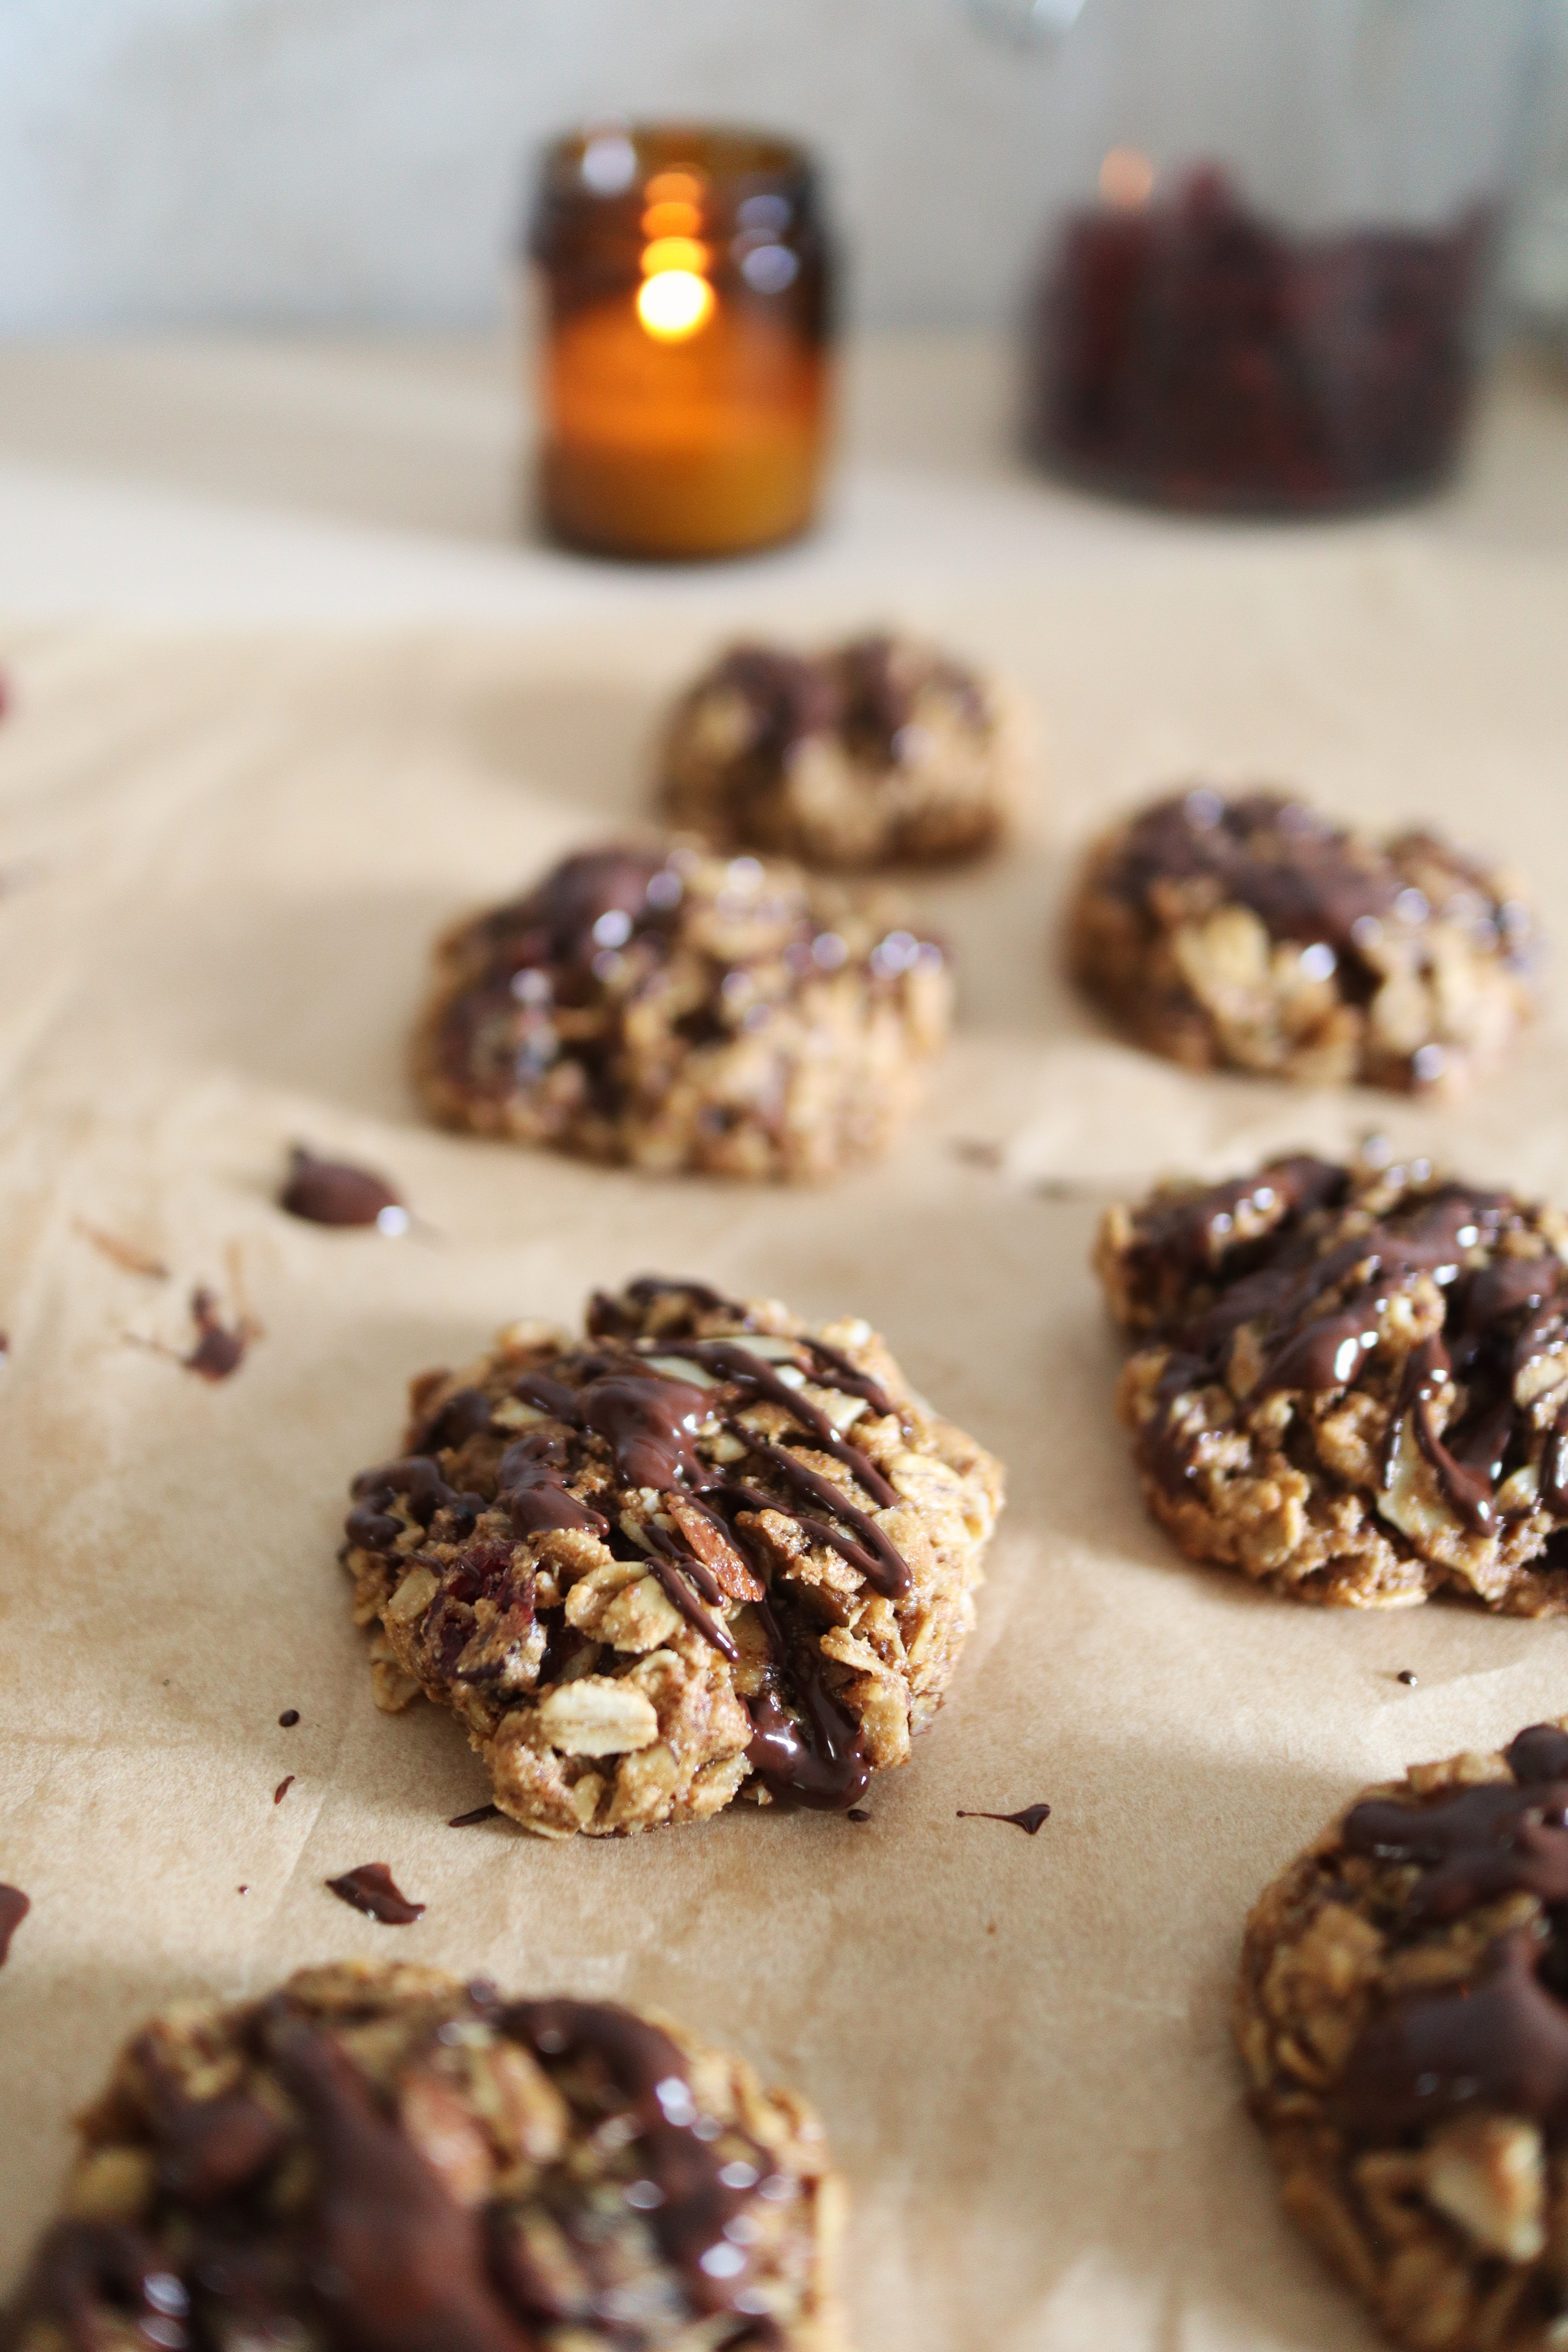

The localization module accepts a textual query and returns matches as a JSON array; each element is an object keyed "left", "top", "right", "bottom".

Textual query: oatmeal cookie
[
  {"left": 341, "top": 1274, "right": 1004, "bottom": 1838},
  {"left": 1237, "top": 1721, "right": 1568, "bottom": 2352},
  {"left": 1069, "top": 787, "right": 1537, "bottom": 1093},
  {"left": 656, "top": 634, "right": 1027, "bottom": 869},
  {"left": 1096, "top": 1152, "right": 1568, "bottom": 1611},
  {"left": 414, "top": 842, "right": 951, "bottom": 1182},
  {"left": 1, "top": 1957, "right": 845, "bottom": 2352}
]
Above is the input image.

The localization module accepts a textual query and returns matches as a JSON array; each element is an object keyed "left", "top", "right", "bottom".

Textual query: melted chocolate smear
[
  {"left": 0, "top": 1882, "right": 29, "bottom": 1964},
  {"left": 577, "top": 1370, "right": 711, "bottom": 1490},
  {"left": 835, "top": 633, "right": 985, "bottom": 763},
  {"left": 448, "top": 1803, "right": 503, "bottom": 1828},
  {"left": 502, "top": 1998, "right": 768, "bottom": 2320},
  {"left": 709, "top": 642, "right": 840, "bottom": 762},
  {"left": 474, "top": 845, "right": 672, "bottom": 985},
  {"left": 325, "top": 1864, "right": 425, "bottom": 1926},
  {"left": 281, "top": 1145, "right": 407, "bottom": 1231},
  {"left": 1341, "top": 1930, "right": 1568, "bottom": 2141},
  {"left": 1510, "top": 1724, "right": 1568, "bottom": 1783},
  {"left": 496, "top": 1431, "right": 610, "bottom": 1538},
  {"left": 3, "top": 2220, "right": 188, "bottom": 2352},
  {"left": 134, "top": 2039, "right": 290, "bottom": 2205},
  {"left": 1344, "top": 1764, "right": 1568, "bottom": 1922},
  {"left": 1138, "top": 1160, "right": 1564, "bottom": 1541},
  {"left": 278, "top": 1709, "right": 300, "bottom": 1728},
  {"left": 265, "top": 2005, "right": 531, "bottom": 2352},
  {"left": 958, "top": 1804, "right": 1053, "bottom": 1835},
  {"left": 638, "top": 1523, "right": 741, "bottom": 1661},
  {"left": 183, "top": 1289, "right": 252, "bottom": 1383},
  {"left": 416, "top": 1385, "right": 495, "bottom": 1454},
  {"left": 1104, "top": 790, "right": 1434, "bottom": 964},
  {"left": 742, "top": 1596, "right": 873, "bottom": 1813},
  {"left": 273, "top": 1775, "right": 294, "bottom": 1805},
  {"left": 347, "top": 1455, "right": 462, "bottom": 1553},
  {"left": 587, "top": 1273, "right": 749, "bottom": 1341},
  {"left": 682, "top": 1337, "right": 905, "bottom": 1517}
]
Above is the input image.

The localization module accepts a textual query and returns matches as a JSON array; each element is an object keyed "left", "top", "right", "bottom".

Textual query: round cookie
[
  {"left": 1096, "top": 1151, "right": 1568, "bottom": 1611},
  {"left": 656, "top": 633, "right": 1027, "bottom": 869},
  {"left": 1069, "top": 787, "right": 1537, "bottom": 1093},
  {"left": 342, "top": 1274, "right": 1004, "bottom": 1838},
  {"left": 1238, "top": 1720, "right": 1568, "bottom": 2352},
  {"left": 2, "top": 1958, "right": 844, "bottom": 2352},
  {"left": 414, "top": 841, "right": 951, "bottom": 1182}
]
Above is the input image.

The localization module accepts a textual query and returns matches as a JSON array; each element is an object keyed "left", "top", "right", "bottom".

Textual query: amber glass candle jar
[{"left": 528, "top": 124, "right": 835, "bottom": 560}]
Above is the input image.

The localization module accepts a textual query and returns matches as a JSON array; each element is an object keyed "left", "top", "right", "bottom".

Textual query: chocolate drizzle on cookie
[
  {"left": 1104, "top": 790, "right": 1532, "bottom": 980},
  {"left": 1341, "top": 1930, "right": 1568, "bottom": 2141},
  {"left": 343, "top": 1277, "right": 918, "bottom": 1812},
  {"left": 1120, "top": 1154, "right": 1568, "bottom": 1553},
  {"left": 2, "top": 1974, "right": 822, "bottom": 2352},
  {"left": 1339, "top": 1726, "right": 1568, "bottom": 2141},
  {"left": 502, "top": 1999, "right": 775, "bottom": 2317},
  {"left": 423, "top": 842, "right": 947, "bottom": 1151},
  {"left": 3, "top": 2221, "right": 192, "bottom": 2352},
  {"left": 707, "top": 643, "right": 839, "bottom": 762},
  {"left": 1107, "top": 790, "right": 1406, "bottom": 961}
]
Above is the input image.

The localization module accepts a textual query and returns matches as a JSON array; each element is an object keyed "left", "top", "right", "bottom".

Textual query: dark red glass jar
[{"left": 1022, "top": 5, "right": 1533, "bottom": 516}]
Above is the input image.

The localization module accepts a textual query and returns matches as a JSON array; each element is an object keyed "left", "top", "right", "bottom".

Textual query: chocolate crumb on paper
[
  {"left": 279, "top": 1145, "right": 408, "bottom": 1234},
  {"left": 325, "top": 1864, "right": 425, "bottom": 1924},
  {"left": 846, "top": 1808, "right": 871, "bottom": 1824},
  {"left": 183, "top": 1288, "right": 256, "bottom": 1382},
  {"left": 958, "top": 1803, "right": 1052, "bottom": 1835},
  {"left": 0, "top": 1885, "right": 30, "bottom": 1964},
  {"left": 1397, "top": 1669, "right": 1419, "bottom": 1686},
  {"left": 278, "top": 1708, "right": 300, "bottom": 1728},
  {"left": 447, "top": 1803, "right": 503, "bottom": 1828},
  {"left": 273, "top": 1776, "right": 294, "bottom": 1806}
]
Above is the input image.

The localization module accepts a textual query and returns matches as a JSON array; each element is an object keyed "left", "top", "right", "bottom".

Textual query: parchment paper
[{"left": 4, "top": 539, "right": 1568, "bottom": 2352}]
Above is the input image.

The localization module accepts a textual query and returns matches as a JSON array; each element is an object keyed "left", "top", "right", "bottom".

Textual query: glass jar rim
[{"left": 539, "top": 121, "right": 817, "bottom": 201}]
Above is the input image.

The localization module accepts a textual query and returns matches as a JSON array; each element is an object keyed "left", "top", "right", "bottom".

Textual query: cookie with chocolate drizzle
[
  {"left": 1069, "top": 787, "right": 1536, "bottom": 1093},
  {"left": 0, "top": 1958, "right": 844, "bottom": 2352},
  {"left": 414, "top": 840, "right": 951, "bottom": 1182},
  {"left": 1097, "top": 1151, "right": 1568, "bottom": 1610},
  {"left": 1238, "top": 1721, "right": 1568, "bottom": 2352},
  {"left": 340, "top": 1276, "right": 1004, "bottom": 1837},
  {"left": 656, "top": 632, "right": 1030, "bottom": 870}
]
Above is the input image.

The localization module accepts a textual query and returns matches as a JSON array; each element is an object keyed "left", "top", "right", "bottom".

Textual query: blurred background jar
[
  {"left": 1512, "top": 0, "right": 1568, "bottom": 356},
  {"left": 1007, "top": 0, "right": 1539, "bottom": 515},
  {"left": 528, "top": 123, "right": 835, "bottom": 561}
]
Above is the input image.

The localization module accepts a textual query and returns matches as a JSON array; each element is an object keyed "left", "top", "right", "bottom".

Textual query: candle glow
[{"left": 637, "top": 268, "right": 716, "bottom": 341}]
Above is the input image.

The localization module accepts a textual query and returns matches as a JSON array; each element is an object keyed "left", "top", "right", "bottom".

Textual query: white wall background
[{"left": 0, "top": 0, "right": 1542, "bottom": 336}]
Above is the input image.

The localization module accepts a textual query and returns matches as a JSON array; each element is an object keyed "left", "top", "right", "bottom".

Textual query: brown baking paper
[{"left": 4, "top": 541, "right": 1568, "bottom": 2352}]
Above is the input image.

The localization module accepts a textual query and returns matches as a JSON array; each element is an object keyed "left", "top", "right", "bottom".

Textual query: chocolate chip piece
[{"left": 325, "top": 1865, "right": 425, "bottom": 1925}]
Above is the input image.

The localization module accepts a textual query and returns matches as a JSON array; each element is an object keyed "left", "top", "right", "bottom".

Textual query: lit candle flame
[{"left": 637, "top": 270, "right": 715, "bottom": 341}]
